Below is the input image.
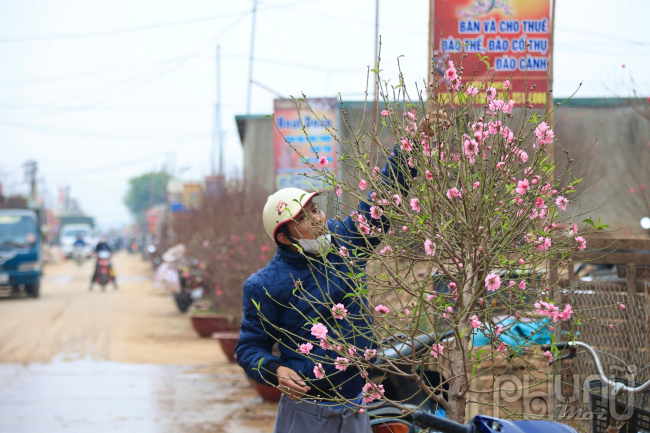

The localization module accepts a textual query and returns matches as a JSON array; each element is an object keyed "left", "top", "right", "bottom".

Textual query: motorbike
[
  {"left": 173, "top": 263, "right": 204, "bottom": 313},
  {"left": 367, "top": 331, "right": 577, "bottom": 433},
  {"left": 73, "top": 246, "right": 85, "bottom": 267},
  {"left": 93, "top": 250, "right": 114, "bottom": 291}
]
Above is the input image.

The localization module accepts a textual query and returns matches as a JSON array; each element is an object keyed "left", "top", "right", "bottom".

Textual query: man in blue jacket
[{"left": 236, "top": 122, "right": 428, "bottom": 432}]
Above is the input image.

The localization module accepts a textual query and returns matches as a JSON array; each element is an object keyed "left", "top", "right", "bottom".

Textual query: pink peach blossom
[
  {"left": 544, "top": 351, "right": 553, "bottom": 362},
  {"left": 516, "top": 179, "right": 530, "bottom": 195},
  {"left": 310, "top": 323, "right": 328, "bottom": 339},
  {"left": 364, "top": 349, "right": 377, "bottom": 361},
  {"left": 410, "top": 198, "right": 421, "bottom": 212},
  {"left": 375, "top": 304, "right": 390, "bottom": 314},
  {"left": 486, "top": 86, "right": 497, "bottom": 101},
  {"left": 370, "top": 206, "right": 383, "bottom": 219},
  {"left": 318, "top": 156, "right": 329, "bottom": 168},
  {"left": 485, "top": 273, "right": 501, "bottom": 292},
  {"left": 424, "top": 239, "right": 436, "bottom": 256},
  {"left": 431, "top": 343, "right": 444, "bottom": 358},
  {"left": 446, "top": 188, "right": 460, "bottom": 199},
  {"left": 314, "top": 363, "right": 325, "bottom": 379},
  {"left": 300, "top": 342, "right": 313, "bottom": 354},
  {"left": 332, "top": 303, "right": 348, "bottom": 320},
  {"left": 335, "top": 357, "right": 350, "bottom": 371},
  {"left": 359, "top": 179, "right": 367, "bottom": 190}
]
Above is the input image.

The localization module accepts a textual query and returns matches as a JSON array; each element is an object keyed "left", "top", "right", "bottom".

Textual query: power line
[
  {"left": 556, "top": 27, "right": 650, "bottom": 47},
  {"left": 46, "top": 153, "right": 167, "bottom": 177},
  {"left": 0, "top": 14, "right": 248, "bottom": 119},
  {"left": 0, "top": 0, "right": 319, "bottom": 44},
  {"left": 0, "top": 119, "right": 213, "bottom": 142}
]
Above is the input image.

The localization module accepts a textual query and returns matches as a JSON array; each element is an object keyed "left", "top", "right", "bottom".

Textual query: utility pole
[
  {"left": 545, "top": 0, "right": 556, "bottom": 164},
  {"left": 246, "top": 0, "right": 258, "bottom": 115},
  {"left": 212, "top": 45, "right": 223, "bottom": 176},
  {"left": 148, "top": 165, "right": 156, "bottom": 209},
  {"left": 23, "top": 160, "right": 38, "bottom": 202},
  {"left": 217, "top": 45, "right": 224, "bottom": 175},
  {"left": 372, "top": 0, "right": 380, "bottom": 134}
]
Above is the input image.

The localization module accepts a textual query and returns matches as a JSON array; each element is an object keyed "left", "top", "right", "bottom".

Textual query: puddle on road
[
  {"left": 41, "top": 276, "right": 73, "bottom": 284},
  {"left": 41, "top": 275, "right": 149, "bottom": 284},
  {"left": 117, "top": 275, "right": 150, "bottom": 283},
  {"left": 0, "top": 355, "right": 274, "bottom": 433}
]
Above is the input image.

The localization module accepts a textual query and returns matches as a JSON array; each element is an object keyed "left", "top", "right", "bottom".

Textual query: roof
[{"left": 235, "top": 114, "right": 269, "bottom": 143}]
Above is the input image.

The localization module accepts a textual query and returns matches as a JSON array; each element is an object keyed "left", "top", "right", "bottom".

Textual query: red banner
[{"left": 433, "top": 0, "right": 550, "bottom": 106}]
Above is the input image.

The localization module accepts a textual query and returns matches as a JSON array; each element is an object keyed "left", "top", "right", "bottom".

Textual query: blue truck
[{"left": 0, "top": 208, "right": 42, "bottom": 298}]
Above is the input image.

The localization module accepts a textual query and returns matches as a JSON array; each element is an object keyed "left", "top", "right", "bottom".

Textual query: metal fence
[{"left": 559, "top": 281, "right": 650, "bottom": 432}]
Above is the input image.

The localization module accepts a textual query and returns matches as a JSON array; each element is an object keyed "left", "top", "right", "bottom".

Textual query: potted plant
[{"left": 174, "top": 179, "right": 272, "bottom": 353}]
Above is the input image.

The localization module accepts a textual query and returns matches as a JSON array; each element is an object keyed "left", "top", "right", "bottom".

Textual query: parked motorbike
[
  {"left": 173, "top": 264, "right": 204, "bottom": 313},
  {"left": 93, "top": 250, "right": 114, "bottom": 291},
  {"left": 367, "top": 330, "right": 575, "bottom": 433}
]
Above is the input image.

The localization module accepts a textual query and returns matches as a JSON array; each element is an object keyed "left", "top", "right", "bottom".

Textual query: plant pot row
[{"left": 191, "top": 313, "right": 282, "bottom": 402}]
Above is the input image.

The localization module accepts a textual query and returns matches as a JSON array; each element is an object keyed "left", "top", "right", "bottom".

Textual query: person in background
[
  {"left": 73, "top": 234, "right": 86, "bottom": 248},
  {"left": 90, "top": 235, "right": 118, "bottom": 290}
]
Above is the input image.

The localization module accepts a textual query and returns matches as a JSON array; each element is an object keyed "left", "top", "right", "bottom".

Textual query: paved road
[{"left": 0, "top": 252, "right": 276, "bottom": 433}]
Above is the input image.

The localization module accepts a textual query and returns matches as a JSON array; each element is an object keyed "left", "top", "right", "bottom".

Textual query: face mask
[{"left": 292, "top": 234, "right": 332, "bottom": 256}]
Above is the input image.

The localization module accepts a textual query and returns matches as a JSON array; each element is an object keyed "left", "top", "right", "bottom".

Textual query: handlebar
[
  {"left": 549, "top": 341, "right": 650, "bottom": 397},
  {"left": 375, "top": 330, "right": 455, "bottom": 366},
  {"left": 412, "top": 410, "right": 475, "bottom": 433},
  {"left": 541, "top": 342, "right": 578, "bottom": 364}
]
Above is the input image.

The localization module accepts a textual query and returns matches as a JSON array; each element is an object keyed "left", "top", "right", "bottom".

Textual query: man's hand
[
  {"left": 419, "top": 110, "right": 452, "bottom": 136},
  {"left": 276, "top": 366, "right": 311, "bottom": 400}
]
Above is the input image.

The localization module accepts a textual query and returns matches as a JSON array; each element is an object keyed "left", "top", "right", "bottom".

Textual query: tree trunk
[{"left": 448, "top": 325, "right": 471, "bottom": 423}]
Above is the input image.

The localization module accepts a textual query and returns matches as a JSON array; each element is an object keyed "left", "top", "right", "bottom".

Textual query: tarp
[{"left": 472, "top": 318, "right": 552, "bottom": 350}]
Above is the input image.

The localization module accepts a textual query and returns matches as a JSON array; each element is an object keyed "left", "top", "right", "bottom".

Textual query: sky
[{"left": 1, "top": 0, "right": 649, "bottom": 229}]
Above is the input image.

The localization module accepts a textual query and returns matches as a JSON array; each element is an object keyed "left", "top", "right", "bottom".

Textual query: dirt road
[{"left": 0, "top": 252, "right": 277, "bottom": 433}]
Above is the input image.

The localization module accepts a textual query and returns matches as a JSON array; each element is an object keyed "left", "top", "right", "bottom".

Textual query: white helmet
[{"left": 263, "top": 188, "right": 320, "bottom": 243}]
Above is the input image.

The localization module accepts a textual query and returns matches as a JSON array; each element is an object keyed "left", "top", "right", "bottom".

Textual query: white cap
[{"left": 262, "top": 188, "right": 320, "bottom": 243}]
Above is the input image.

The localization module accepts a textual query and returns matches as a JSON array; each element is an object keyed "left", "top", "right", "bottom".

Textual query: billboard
[
  {"left": 433, "top": 0, "right": 550, "bottom": 106},
  {"left": 273, "top": 98, "right": 339, "bottom": 191},
  {"left": 182, "top": 182, "right": 203, "bottom": 210}
]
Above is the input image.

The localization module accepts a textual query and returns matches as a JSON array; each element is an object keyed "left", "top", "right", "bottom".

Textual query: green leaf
[
  {"left": 583, "top": 218, "right": 594, "bottom": 227},
  {"left": 252, "top": 298, "right": 261, "bottom": 311}
]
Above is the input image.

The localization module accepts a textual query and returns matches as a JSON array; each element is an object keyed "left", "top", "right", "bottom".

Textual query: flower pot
[
  {"left": 190, "top": 314, "right": 239, "bottom": 338},
  {"left": 212, "top": 332, "right": 239, "bottom": 363},
  {"left": 250, "top": 379, "right": 283, "bottom": 403}
]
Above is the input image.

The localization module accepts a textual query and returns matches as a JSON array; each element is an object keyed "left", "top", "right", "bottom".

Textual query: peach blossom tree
[{"left": 256, "top": 54, "right": 612, "bottom": 423}]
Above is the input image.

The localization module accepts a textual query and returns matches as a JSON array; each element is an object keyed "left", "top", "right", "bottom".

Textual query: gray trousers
[{"left": 272, "top": 394, "right": 372, "bottom": 433}]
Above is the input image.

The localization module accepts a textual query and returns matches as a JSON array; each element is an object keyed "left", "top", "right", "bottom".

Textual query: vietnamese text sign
[
  {"left": 433, "top": 0, "right": 550, "bottom": 106},
  {"left": 273, "top": 98, "right": 339, "bottom": 191}
]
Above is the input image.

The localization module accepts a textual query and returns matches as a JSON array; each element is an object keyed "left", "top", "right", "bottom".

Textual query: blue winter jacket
[{"left": 235, "top": 146, "right": 415, "bottom": 400}]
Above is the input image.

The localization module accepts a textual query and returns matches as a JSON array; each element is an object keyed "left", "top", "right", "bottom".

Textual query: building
[{"left": 236, "top": 98, "right": 650, "bottom": 237}]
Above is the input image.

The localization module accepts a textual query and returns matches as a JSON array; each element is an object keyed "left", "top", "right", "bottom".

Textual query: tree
[{"left": 123, "top": 171, "right": 169, "bottom": 224}]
